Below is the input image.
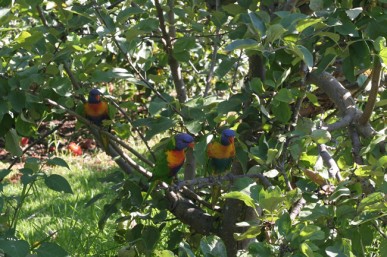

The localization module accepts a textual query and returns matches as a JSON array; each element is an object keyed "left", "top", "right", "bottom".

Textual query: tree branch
[
  {"left": 358, "top": 59, "right": 382, "bottom": 125},
  {"left": 318, "top": 144, "right": 343, "bottom": 181},
  {"left": 290, "top": 197, "right": 306, "bottom": 220},
  {"left": 306, "top": 71, "right": 375, "bottom": 137},
  {"left": 93, "top": 4, "right": 185, "bottom": 118},
  {"left": 154, "top": 0, "right": 187, "bottom": 103},
  {"left": 166, "top": 191, "right": 218, "bottom": 235}
]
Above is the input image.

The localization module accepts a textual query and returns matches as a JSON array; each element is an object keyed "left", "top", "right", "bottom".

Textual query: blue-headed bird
[
  {"left": 206, "top": 129, "right": 236, "bottom": 206},
  {"left": 145, "top": 133, "right": 195, "bottom": 202},
  {"left": 84, "top": 88, "right": 109, "bottom": 126}
]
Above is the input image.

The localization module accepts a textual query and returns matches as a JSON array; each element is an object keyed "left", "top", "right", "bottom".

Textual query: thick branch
[
  {"left": 174, "top": 173, "right": 273, "bottom": 190},
  {"left": 166, "top": 191, "right": 218, "bottom": 235},
  {"left": 307, "top": 71, "right": 356, "bottom": 131},
  {"left": 306, "top": 71, "right": 375, "bottom": 137}
]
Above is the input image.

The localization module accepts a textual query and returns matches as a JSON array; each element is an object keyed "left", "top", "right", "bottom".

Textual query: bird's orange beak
[
  {"left": 188, "top": 142, "right": 195, "bottom": 148},
  {"left": 229, "top": 137, "right": 234, "bottom": 144},
  {"left": 96, "top": 95, "right": 100, "bottom": 101}
]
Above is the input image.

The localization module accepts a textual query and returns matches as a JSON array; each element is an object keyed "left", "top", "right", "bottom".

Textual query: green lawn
[{"left": 1, "top": 153, "right": 122, "bottom": 256}]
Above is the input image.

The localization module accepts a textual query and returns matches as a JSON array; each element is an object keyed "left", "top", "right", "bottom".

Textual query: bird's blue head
[
  {"left": 174, "top": 133, "right": 194, "bottom": 151},
  {"left": 88, "top": 89, "right": 102, "bottom": 104},
  {"left": 220, "top": 129, "right": 235, "bottom": 146}
]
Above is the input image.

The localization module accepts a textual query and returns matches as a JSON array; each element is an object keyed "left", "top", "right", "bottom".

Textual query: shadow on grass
[{"left": 4, "top": 163, "right": 124, "bottom": 257}]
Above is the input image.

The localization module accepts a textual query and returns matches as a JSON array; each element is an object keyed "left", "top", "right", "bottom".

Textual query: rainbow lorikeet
[
  {"left": 144, "top": 133, "right": 195, "bottom": 201},
  {"left": 84, "top": 88, "right": 109, "bottom": 126},
  {"left": 84, "top": 89, "right": 110, "bottom": 149},
  {"left": 206, "top": 129, "right": 236, "bottom": 206},
  {"left": 207, "top": 129, "right": 236, "bottom": 174}
]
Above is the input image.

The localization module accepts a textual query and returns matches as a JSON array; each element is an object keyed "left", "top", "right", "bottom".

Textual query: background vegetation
[{"left": 0, "top": 0, "right": 386, "bottom": 256}]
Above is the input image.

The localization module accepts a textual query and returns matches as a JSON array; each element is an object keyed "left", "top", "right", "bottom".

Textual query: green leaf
[
  {"left": 259, "top": 186, "right": 283, "bottom": 213},
  {"left": 222, "top": 3, "right": 245, "bottom": 16},
  {"left": 248, "top": 11, "right": 266, "bottom": 36},
  {"left": 248, "top": 242, "right": 272, "bottom": 256},
  {"left": 215, "top": 58, "right": 237, "bottom": 78},
  {"left": 5, "top": 128, "right": 23, "bottom": 157},
  {"left": 266, "top": 23, "right": 286, "bottom": 42},
  {"left": 328, "top": 185, "right": 351, "bottom": 202},
  {"left": 306, "top": 92, "right": 320, "bottom": 106},
  {"left": 9, "top": 90, "right": 26, "bottom": 113},
  {"left": 358, "top": 192, "right": 386, "bottom": 212},
  {"left": 0, "top": 240, "right": 30, "bottom": 257},
  {"left": 271, "top": 101, "right": 292, "bottom": 123},
  {"left": 380, "top": 238, "right": 387, "bottom": 257},
  {"left": 15, "top": 31, "right": 31, "bottom": 44},
  {"left": 296, "top": 18, "right": 323, "bottom": 33},
  {"left": 311, "top": 129, "right": 331, "bottom": 144},
  {"left": 300, "top": 225, "right": 325, "bottom": 241},
  {"left": 300, "top": 242, "right": 314, "bottom": 257},
  {"left": 380, "top": 47, "right": 387, "bottom": 66},
  {"left": 274, "top": 88, "right": 293, "bottom": 103},
  {"left": 217, "top": 97, "right": 242, "bottom": 114},
  {"left": 35, "top": 242, "right": 69, "bottom": 257},
  {"left": 142, "top": 226, "right": 160, "bottom": 251},
  {"left": 276, "top": 212, "right": 291, "bottom": 237},
  {"left": 45, "top": 174, "right": 73, "bottom": 194},
  {"left": 234, "top": 225, "right": 261, "bottom": 240},
  {"left": 349, "top": 41, "right": 371, "bottom": 70},
  {"left": 223, "top": 191, "right": 256, "bottom": 209},
  {"left": 296, "top": 45, "right": 314, "bottom": 70},
  {"left": 155, "top": 250, "right": 175, "bottom": 257},
  {"left": 173, "top": 37, "right": 196, "bottom": 52},
  {"left": 0, "top": 169, "right": 11, "bottom": 181},
  {"left": 0, "top": 8, "right": 10, "bottom": 19},
  {"left": 179, "top": 242, "right": 196, "bottom": 257},
  {"left": 200, "top": 235, "right": 227, "bottom": 257},
  {"left": 225, "top": 39, "right": 259, "bottom": 52},
  {"left": 309, "top": 0, "right": 324, "bottom": 11},
  {"left": 316, "top": 54, "right": 336, "bottom": 74},
  {"left": 250, "top": 77, "right": 265, "bottom": 94},
  {"left": 345, "top": 8, "right": 363, "bottom": 21},
  {"left": 46, "top": 157, "right": 70, "bottom": 170}
]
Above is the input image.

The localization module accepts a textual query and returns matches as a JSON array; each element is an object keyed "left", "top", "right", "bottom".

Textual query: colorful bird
[
  {"left": 84, "top": 88, "right": 109, "bottom": 126},
  {"left": 84, "top": 88, "right": 110, "bottom": 149},
  {"left": 207, "top": 129, "right": 236, "bottom": 174},
  {"left": 144, "top": 133, "right": 194, "bottom": 201},
  {"left": 206, "top": 129, "right": 236, "bottom": 206}
]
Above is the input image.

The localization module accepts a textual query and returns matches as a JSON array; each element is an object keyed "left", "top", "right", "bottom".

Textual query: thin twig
[
  {"left": 204, "top": 0, "right": 221, "bottom": 97},
  {"left": 359, "top": 59, "right": 382, "bottom": 125},
  {"left": 7, "top": 120, "right": 66, "bottom": 170},
  {"left": 45, "top": 99, "right": 154, "bottom": 167},
  {"left": 93, "top": 4, "right": 185, "bottom": 117},
  {"left": 104, "top": 96, "right": 156, "bottom": 162}
]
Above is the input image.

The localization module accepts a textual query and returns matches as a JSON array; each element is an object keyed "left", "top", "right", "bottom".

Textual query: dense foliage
[{"left": 0, "top": 0, "right": 386, "bottom": 256}]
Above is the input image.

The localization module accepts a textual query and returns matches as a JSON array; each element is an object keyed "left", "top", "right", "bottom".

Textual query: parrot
[
  {"left": 83, "top": 88, "right": 110, "bottom": 149},
  {"left": 144, "top": 133, "right": 195, "bottom": 202},
  {"left": 84, "top": 88, "right": 110, "bottom": 126},
  {"left": 206, "top": 129, "right": 236, "bottom": 206}
]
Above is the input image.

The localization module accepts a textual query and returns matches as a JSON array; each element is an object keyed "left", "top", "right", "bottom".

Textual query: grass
[{"left": 1, "top": 153, "right": 123, "bottom": 256}]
